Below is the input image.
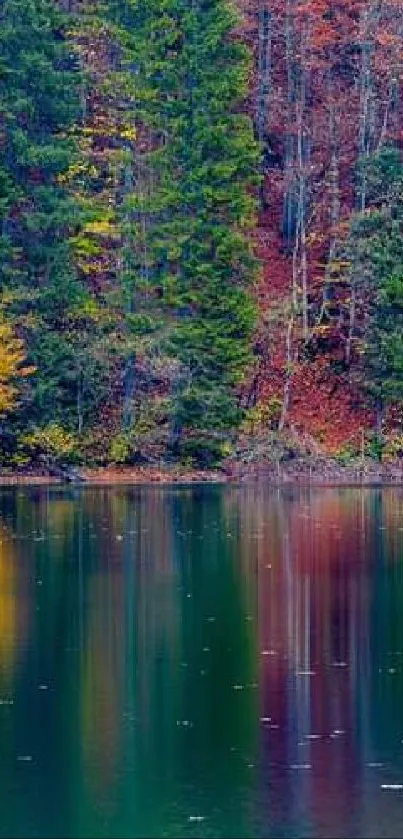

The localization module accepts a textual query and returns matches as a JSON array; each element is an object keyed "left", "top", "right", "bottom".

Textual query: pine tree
[
  {"left": 367, "top": 273, "right": 403, "bottom": 414},
  {"left": 0, "top": 0, "right": 106, "bottom": 442},
  {"left": 0, "top": 0, "right": 81, "bottom": 287},
  {"left": 346, "top": 148, "right": 403, "bottom": 454},
  {"left": 106, "top": 0, "right": 260, "bottom": 463}
]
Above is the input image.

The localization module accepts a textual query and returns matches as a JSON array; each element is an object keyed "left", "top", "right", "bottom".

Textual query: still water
[{"left": 0, "top": 485, "right": 403, "bottom": 838}]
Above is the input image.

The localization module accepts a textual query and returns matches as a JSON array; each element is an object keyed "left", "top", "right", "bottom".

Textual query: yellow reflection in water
[
  {"left": 0, "top": 523, "right": 29, "bottom": 689},
  {"left": 81, "top": 569, "right": 124, "bottom": 797}
]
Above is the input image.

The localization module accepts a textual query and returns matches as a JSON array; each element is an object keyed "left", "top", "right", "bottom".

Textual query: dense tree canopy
[{"left": 0, "top": 0, "right": 402, "bottom": 469}]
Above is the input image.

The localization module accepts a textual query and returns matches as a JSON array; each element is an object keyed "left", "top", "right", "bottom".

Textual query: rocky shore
[{"left": 0, "top": 458, "right": 402, "bottom": 486}]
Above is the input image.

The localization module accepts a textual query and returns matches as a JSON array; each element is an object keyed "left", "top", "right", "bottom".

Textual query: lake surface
[{"left": 0, "top": 485, "right": 403, "bottom": 838}]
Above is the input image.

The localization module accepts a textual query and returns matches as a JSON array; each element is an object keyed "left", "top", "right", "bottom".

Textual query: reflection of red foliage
[{"left": 247, "top": 488, "right": 374, "bottom": 833}]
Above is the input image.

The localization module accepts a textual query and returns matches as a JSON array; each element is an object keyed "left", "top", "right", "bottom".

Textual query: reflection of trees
[
  {"left": 2, "top": 485, "right": 403, "bottom": 837},
  {"left": 79, "top": 488, "right": 182, "bottom": 815},
  {"left": 0, "top": 522, "right": 30, "bottom": 691},
  {"left": 224, "top": 486, "right": 403, "bottom": 837},
  {"left": 370, "top": 490, "right": 403, "bottom": 747},
  {"left": 74, "top": 487, "right": 182, "bottom": 835}
]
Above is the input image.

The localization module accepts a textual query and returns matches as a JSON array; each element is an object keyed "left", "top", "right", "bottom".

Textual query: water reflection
[{"left": 0, "top": 486, "right": 402, "bottom": 837}]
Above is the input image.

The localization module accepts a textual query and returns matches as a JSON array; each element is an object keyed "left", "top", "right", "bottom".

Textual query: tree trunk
[
  {"left": 345, "top": 276, "right": 356, "bottom": 367},
  {"left": 77, "top": 371, "right": 84, "bottom": 436},
  {"left": 279, "top": 309, "right": 294, "bottom": 432},
  {"left": 320, "top": 84, "right": 340, "bottom": 321},
  {"left": 376, "top": 395, "right": 384, "bottom": 461},
  {"left": 257, "top": 2, "right": 271, "bottom": 205},
  {"left": 283, "top": 0, "right": 296, "bottom": 250},
  {"left": 296, "top": 22, "right": 309, "bottom": 342},
  {"left": 358, "top": 1, "right": 381, "bottom": 210}
]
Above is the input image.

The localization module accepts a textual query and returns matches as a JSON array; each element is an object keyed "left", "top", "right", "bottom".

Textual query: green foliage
[
  {"left": 357, "top": 147, "right": 403, "bottom": 207},
  {"left": 383, "top": 433, "right": 403, "bottom": 462},
  {"left": 109, "top": 432, "right": 133, "bottom": 465},
  {"left": 109, "top": 397, "right": 171, "bottom": 464},
  {"left": 0, "top": 0, "right": 260, "bottom": 468},
  {"left": 21, "top": 424, "right": 79, "bottom": 465},
  {"left": 106, "top": 0, "right": 260, "bottom": 461},
  {"left": 334, "top": 445, "right": 360, "bottom": 466},
  {"left": 366, "top": 273, "right": 403, "bottom": 404},
  {"left": 0, "top": 0, "right": 82, "bottom": 284},
  {"left": 347, "top": 148, "right": 403, "bottom": 440},
  {"left": 0, "top": 0, "right": 94, "bottom": 434},
  {"left": 242, "top": 399, "right": 283, "bottom": 434}
]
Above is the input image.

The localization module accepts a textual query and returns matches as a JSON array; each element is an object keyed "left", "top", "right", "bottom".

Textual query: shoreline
[{"left": 0, "top": 462, "right": 402, "bottom": 487}]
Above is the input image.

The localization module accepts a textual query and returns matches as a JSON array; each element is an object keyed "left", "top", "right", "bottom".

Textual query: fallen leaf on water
[{"left": 290, "top": 763, "right": 312, "bottom": 770}]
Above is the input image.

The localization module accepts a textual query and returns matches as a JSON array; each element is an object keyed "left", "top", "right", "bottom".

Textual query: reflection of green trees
[
  {"left": 369, "top": 491, "right": 403, "bottom": 758},
  {"left": 0, "top": 487, "right": 258, "bottom": 838},
  {"left": 5, "top": 485, "right": 403, "bottom": 838},
  {"left": 0, "top": 490, "right": 83, "bottom": 837}
]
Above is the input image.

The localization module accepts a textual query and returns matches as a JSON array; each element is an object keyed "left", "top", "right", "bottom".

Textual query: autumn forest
[{"left": 1, "top": 0, "right": 403, "bottom": 472}]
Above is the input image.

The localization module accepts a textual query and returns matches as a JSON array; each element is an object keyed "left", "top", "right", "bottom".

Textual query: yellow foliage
[
  {"left": 78, "top": 262, "right": 101, "bottom": 276},
  {"left": 83, "top": 218, "right": 120, "bottom": 239},
  {"left": 119, "top": 126, "right": 136, "bottom": 141},
  {"left": 23, "top": 424, "right": 77, "bottom": 459},
  {"left": 0, "top": 320, "right": 34, "bottom": 415},
  {"left": 0, "top": 528, "right": 21, "bottom": 687},
  {"left": 383, "top": 434, "right": 403, "bottom": 462},
  {"left": 58, "top": 161, "right": 100, "bottom": 185},
  {"left": 57, "top": 161, "right": 88, "bottom": 183},
  {"left": 241, "top": 399, "right": 282, "bottom": 434}
]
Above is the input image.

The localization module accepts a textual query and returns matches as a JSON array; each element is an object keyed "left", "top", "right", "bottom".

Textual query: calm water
[{"left": 0, "top": 485, "right": 403, "bottom": 838}]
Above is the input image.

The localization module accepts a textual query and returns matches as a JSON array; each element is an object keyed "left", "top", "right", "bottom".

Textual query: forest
[{"left": 0, "top": 0, "right": 402, "bottom": 472}]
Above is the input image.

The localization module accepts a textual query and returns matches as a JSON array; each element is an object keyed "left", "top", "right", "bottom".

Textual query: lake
[{"left": 0, "top": 484, "right": 403, "bottom": 838}]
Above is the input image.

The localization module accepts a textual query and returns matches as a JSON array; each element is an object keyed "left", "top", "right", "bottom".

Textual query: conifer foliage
[
  {"left": 107, "top": 0, "right": 260, "bottom": 462},
  {"left": 1, "top": 0, "right": 403, "bottom": 469},
  {"left": 345, "top": 149, "right": 403, "bottom": 454},
  {"left": 0, "top": 0, "right": 86, "bottom": 442},
  {"left": 0, "top": 0, "right": 260, "bottom": 466}
]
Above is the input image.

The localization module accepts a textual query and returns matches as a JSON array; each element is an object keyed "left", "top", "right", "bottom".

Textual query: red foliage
[{"left": 239, "top": 0, "right": 403, "bottom": 452}]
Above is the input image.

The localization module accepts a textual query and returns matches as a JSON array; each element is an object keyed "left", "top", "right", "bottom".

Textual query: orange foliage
[{"left": 238, "top": 0, "right": 403, "bottom": 452}]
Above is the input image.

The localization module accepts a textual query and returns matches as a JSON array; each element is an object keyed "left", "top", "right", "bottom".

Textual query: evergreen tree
[
  {"left": 366, "top": 273, "right": 403, "bottom": 423},
  {"left": 106, "top": 0, "right": 260, "bottom": 463},
  {"left": 0, "top": 0, "right": 92, "bottom": 437},
  {"left": 346, "top": 148, "right": 403, "bottom": 453}
]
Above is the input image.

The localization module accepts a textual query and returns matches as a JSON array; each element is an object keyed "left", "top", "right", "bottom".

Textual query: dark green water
[{"left": 0, "top": 485, "right": 403, "bottom": 838}]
